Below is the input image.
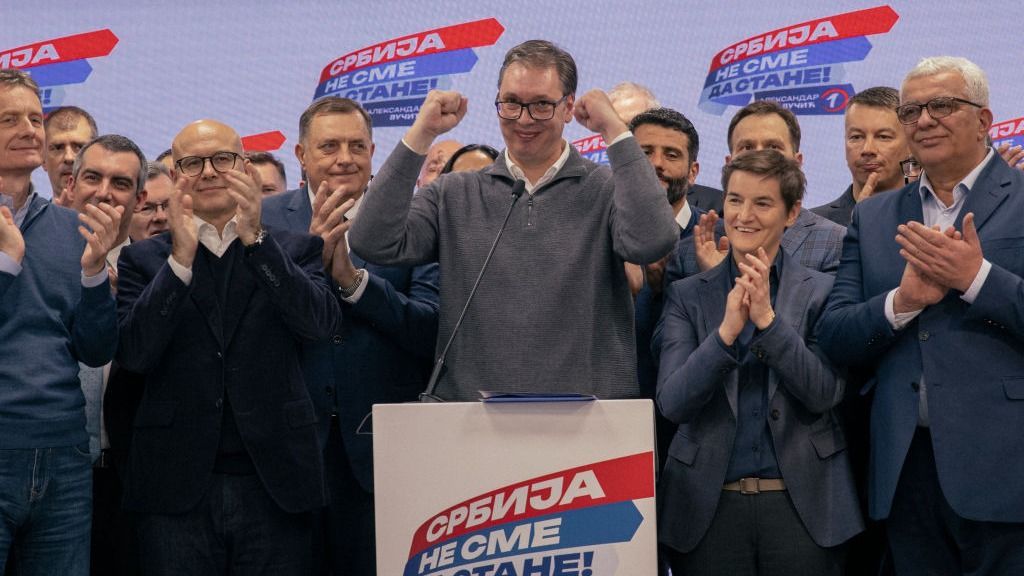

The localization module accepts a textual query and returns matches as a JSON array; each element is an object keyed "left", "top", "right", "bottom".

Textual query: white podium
[{"left": 373, "top": 399, "right": 657, "bottom": 576}]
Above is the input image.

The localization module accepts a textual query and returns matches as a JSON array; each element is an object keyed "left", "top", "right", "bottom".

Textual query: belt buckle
[{"left": 739, "top": 477, "right": 760, "bottom": 494}]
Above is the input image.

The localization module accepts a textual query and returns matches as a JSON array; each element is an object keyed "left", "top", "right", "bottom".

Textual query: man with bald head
[
  {"left": 416, "top": 138, "right": 462, "bottom": 189},
  {"left": 116, "top": 119, "right": 340, "bottom": 575}
]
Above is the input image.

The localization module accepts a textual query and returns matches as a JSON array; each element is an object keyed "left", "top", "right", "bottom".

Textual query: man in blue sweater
[{"left": 0, "top": 69, "right": 122, "bottom": 574}]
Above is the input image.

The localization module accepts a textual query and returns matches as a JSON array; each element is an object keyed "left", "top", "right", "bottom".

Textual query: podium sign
[{"left": 374, "top": 400, "right": 657, "bottom": 576}]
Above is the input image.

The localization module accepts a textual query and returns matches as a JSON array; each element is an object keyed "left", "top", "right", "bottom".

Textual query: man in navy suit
[
  {"left": 819, "top": 56, "right": 1024, "bottom": 574},
  {"left": 117, "top": 119, "right": 340, "bottom": 575},
  {"left": 657, "top": 150, "right": 862, "bottom": 575},
  {"left": 672, "top": 100, "right": 845, "bottom": 283},
  {"left": 262, "top": 97, "right": 439, "bottom": 576}
]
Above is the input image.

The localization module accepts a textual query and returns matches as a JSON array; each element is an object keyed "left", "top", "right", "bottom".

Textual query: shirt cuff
[
  {"left": 885, "top": 288, "right": 923, "bottom": 330},
  {"left": 340, "top": 268, "right": 369, "bottom": 304},
  {"left": 167, "top": 255, "right": 193, "bottom": 285},
  {"left": 960, "top": 259, "right": 992, "bottom": 304},
  {"left": 81, "top": 267, "right": 109, "bottom": 288},
  {"left": 0, "top": 251, "right": 22, "bottom": 276},
  {"left": 608, "top": 132, "right": 633, "bottom": 147}
]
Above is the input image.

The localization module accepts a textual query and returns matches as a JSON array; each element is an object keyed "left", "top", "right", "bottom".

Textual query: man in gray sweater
[{"left": 349, "top": 40, "right": 677, "bottom": 400}]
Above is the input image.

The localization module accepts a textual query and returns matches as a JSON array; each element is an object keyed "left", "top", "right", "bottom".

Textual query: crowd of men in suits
[{"left": 1, "top": 39, "right": 1022, "bottom": 576}]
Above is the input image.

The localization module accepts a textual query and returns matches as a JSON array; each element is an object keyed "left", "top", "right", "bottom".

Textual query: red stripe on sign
[
  {"left": 318, "top": 18, "right": 504, "bottom": 84},
  {"left": 0, "top": 29, "right": 119, "bottom": 70},
  {"left": 990, "top": 117, "right": 1024, "bottom": 140},
  {"left": 241, "top": 131, "right": 286, "bottom": 152},
  {"left": 572, "top": 135, "right": 607, "bottom": 154},
  {"left": 408, "top": 452, "right": 654, "bottom": 557},
  {"left": 708, "top": 5, "right": 898, "bottom": 72}
]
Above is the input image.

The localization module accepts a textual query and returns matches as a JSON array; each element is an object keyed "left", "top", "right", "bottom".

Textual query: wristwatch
[
  {"left": 338, "top": 269, "right": 366, "bottom": 299},
  {"left": 244, "top": 227, "right": 267, "bottom": 255}
]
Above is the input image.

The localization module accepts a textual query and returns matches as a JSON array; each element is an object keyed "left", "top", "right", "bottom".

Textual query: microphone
[{"left": 420, "top": 179, "right": 526, "bottom": 402}]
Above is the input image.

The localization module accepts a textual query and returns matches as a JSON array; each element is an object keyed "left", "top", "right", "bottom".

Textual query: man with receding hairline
[
  {"left": 43, "top": 106, "right": 98, "bottom": 205},
  {"left": 116, "top": 119, "right": 340, "bottom": 575}
]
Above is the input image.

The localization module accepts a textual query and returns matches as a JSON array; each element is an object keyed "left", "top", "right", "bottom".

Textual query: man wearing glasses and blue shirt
[
  {"left": 116, "top": 119, "right": 339, "bottom": 575},
  {"left": 819, "top": 57, "right": 1024, "bottom": 574},
  {"left": 350, "top": 39, "right": 677, "bottom": 401}
]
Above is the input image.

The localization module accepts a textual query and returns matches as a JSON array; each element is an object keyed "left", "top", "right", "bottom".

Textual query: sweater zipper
[{"left": 526, "top": 195, "right": 534, "bottom": 227}]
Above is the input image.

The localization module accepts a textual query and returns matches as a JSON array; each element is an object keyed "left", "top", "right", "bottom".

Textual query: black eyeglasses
[
  {"left": 494, "top": 95, "right": 567, "bottom": 121},
  {"left": 896, "top": 97, "right": 982, "bottom": 125},
  {"left": 175, "top": 151, "right": 241, "bottom": 177},
  {"left": 900, "top": 157, "right": 922, "bottom": 179},
  {"left": 136, "top": 200, "right": 170, "bottom": 216}
]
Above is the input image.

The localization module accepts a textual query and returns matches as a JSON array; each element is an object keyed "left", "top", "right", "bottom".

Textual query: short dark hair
[
  {"left": 246, "top": 150, "right": 286, "bottom": 182},
  {"left": 146, "top": 160, "right": 170, "bottom": 181},
  {"left": 44, "top": 106, "right": 98, "bottom": 137},
  {"left": 629, "top": 107, "right": 700, "bottom": 162},
  {"left": 721, "top": 149, "right": 805, "bottom": 212},
  {"left": 727, "top": 100, "right": 801, "bottom": 152},
  {"left": 155, "top": 148, "right": 173, "bottom": 163},
  {"left": 440, "top": 144, "right": 500, "bottom": 175},
  {"left": 72, "top": 134, "right": 148, "bottom": 195},
  {"left": 299, "top": 97, "right": 373, "bottom": 143},
  {"left": 0, "top": 68, "right": 39, "bottom": 98},
  {"left": 498, "top": 40, "right": 577, "bottom": 95},
  {"left": 848, "top": 86, "right": 900, "bottom": 111}
]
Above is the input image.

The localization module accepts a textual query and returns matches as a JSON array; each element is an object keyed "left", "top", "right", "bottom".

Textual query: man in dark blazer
[
  {"left": 819, "top": 57, "right": 1024, "bottom": 574},
  {"left": 262, "top": 97, "right": 439, "bottom": 576},
  {"left": 117, "top": 119, "right": 340, "bottom": 575},
  {"left": 811, "top": 87, "right": 910, "bottom": 227},
  {"left": 666, "top": 101, "right": 845, "bottom": 284},
  {"left": 657, "top": 150, "right": 862, "bottom": 575}
]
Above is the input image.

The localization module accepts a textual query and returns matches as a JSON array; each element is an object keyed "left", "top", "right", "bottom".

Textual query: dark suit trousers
[
  {"left": 888, "top": 428, "right": 1024, "bottom": 576},
  {"left": 137, "top": 474, "right": 312, "bottom": 576},
  {"left": 664, "top": 491, "right": 845, "bottom": 576},
  {"left": 313, "top": 418, "right": 376, "bottom": 576}
]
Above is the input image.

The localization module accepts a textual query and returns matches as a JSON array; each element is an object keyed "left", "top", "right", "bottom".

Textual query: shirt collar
[
  {"left": 675, "top": 200, "right": 693, "bottom": 232},
  {"left": 504, "top": 139, "right": 572, "bottom": 194},
  {"left": 6, "top": 184, "right": 36, "bottom": 228},
  {"left": 918, "top": 147, "right": 995, "bottom": 206},
  {"left": 194, "top": 215, "right": 239, "bottom": 258}
]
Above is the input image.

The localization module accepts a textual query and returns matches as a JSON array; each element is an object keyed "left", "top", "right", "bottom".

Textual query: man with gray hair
[
  {"left": 350, "top": 39, "right": 677, "bottom": 400},
  {"left": 0, "top": 68, "right": 122, "bottom": 575},
  {"left": 820, "top": 56, "right": 1024, "bottom": 573},
  {"left": 42, "top": 105, "right": 98, "bottom": 206}
]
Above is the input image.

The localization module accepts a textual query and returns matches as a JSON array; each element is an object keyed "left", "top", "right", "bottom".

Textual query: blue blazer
[
  {"left": 116, "top": 229, "right": 338, "bottom": 514},
  {"left": 656, "top": 250, "right": 863, "bottom": 553},
  {"left": 819, "top": 154, "right": 1024, "bottom": 522},
  {"left": 262, "top": 187, "right": 439, "bottom": 492}
]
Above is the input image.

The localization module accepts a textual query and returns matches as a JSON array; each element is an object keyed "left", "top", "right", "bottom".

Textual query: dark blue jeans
[
  {"left": 137, "top": 473, "right": 312, "bottom": 576},
  {"left": 0, "top": 443, "right": 93, "bottom": 576}
]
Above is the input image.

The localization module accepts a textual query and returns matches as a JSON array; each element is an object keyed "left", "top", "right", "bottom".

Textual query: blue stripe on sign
[
  {"left": 26, "top": 60, "right": 93, "bottom": 87},
  {"left": 404, "top": 501, "right": 644, "bottom": 576},
  {"left": 315, "top": 48, "right": 478, "bottom": 99}
]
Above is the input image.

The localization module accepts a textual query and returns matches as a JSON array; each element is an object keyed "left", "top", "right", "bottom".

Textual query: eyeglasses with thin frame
[
  {"left": 136, "top": 200, "right": 170, "bottom": 216},
  {"left": 175, "top": 151, "right": 241, "bottom": 177},
  {"left": 494, "top": 95, "right": 568, "bottom": 121},
  {"left": 896, "top": 97, "right": 983, "bottom": 125},
  {"left": 901, "top": 157, "right": 922, "bottom": 184}
]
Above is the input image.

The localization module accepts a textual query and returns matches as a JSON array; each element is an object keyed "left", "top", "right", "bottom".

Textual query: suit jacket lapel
[
  {"left": 957, "top": 155, "right": 1010, "bottom": 232},
  {"left": 767, "top": 252, "right": 812, "bottom": 401},
  {"left": 190, "top": 249, "right": 225, "bottom": 347},
  {"left": 780, "top": 209, "right": 812, "bottom": 255},
  {"left": 898, "top": 182, "right": 926, "bottom": 225},
  {"left": 698, "top": 264, "right": 736, "bottom": 415},
  {"left": 287, "top": 187, "right": 314, "bottom": 231}
]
